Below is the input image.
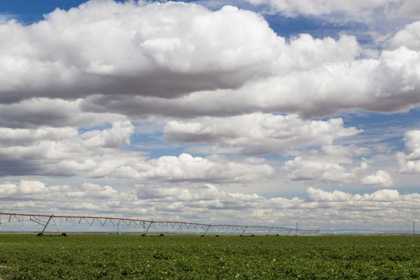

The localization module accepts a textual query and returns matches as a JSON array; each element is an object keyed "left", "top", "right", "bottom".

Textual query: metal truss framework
[{"left": 0, "top": 212, "right": 320, "bottom": 236}]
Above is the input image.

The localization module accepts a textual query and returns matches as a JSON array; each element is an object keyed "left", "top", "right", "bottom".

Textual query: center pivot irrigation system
[{"left": 0, "top": 212, "right": 320, "bottom": 237}]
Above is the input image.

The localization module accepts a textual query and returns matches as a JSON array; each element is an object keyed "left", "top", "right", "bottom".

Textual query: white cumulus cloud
[
  {"left": 398, "top": 130, "right": 420, "bottom": 173},
  {"left": 0, "top": 1, "right": 282, "bottom": 103},
  {"left": 164, "top": 114, "right": 361, "bottom": 155},
  {"left": 114, "top": 153, "right": 274, "bottom": 183},
  {"left": 283, "top": 157, "right": 357, "bottom": 183},
  {"left": 362, "top": 170, "right": 393, "bottom": 187}
]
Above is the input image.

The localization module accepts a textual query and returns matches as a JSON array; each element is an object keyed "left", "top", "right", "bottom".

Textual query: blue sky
[
  {"left": 0, "top": 0, "right": 91, "bottom": 22},
  {"left": 1, "top": 0, "right": 420, "bottom": 231}
]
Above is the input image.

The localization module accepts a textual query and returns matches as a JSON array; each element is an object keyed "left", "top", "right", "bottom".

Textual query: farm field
[{"left": 1, "top": 234, "right": 420, "bottom": 279}]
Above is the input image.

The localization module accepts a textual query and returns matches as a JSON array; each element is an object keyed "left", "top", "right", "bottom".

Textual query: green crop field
[{"left": 1, "top": 234, "right": 420, "bottom": 279}]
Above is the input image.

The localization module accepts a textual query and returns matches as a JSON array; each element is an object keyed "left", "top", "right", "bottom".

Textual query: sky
[{"left": 2, "top": 0, "right": 420, "bottom": 232}]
